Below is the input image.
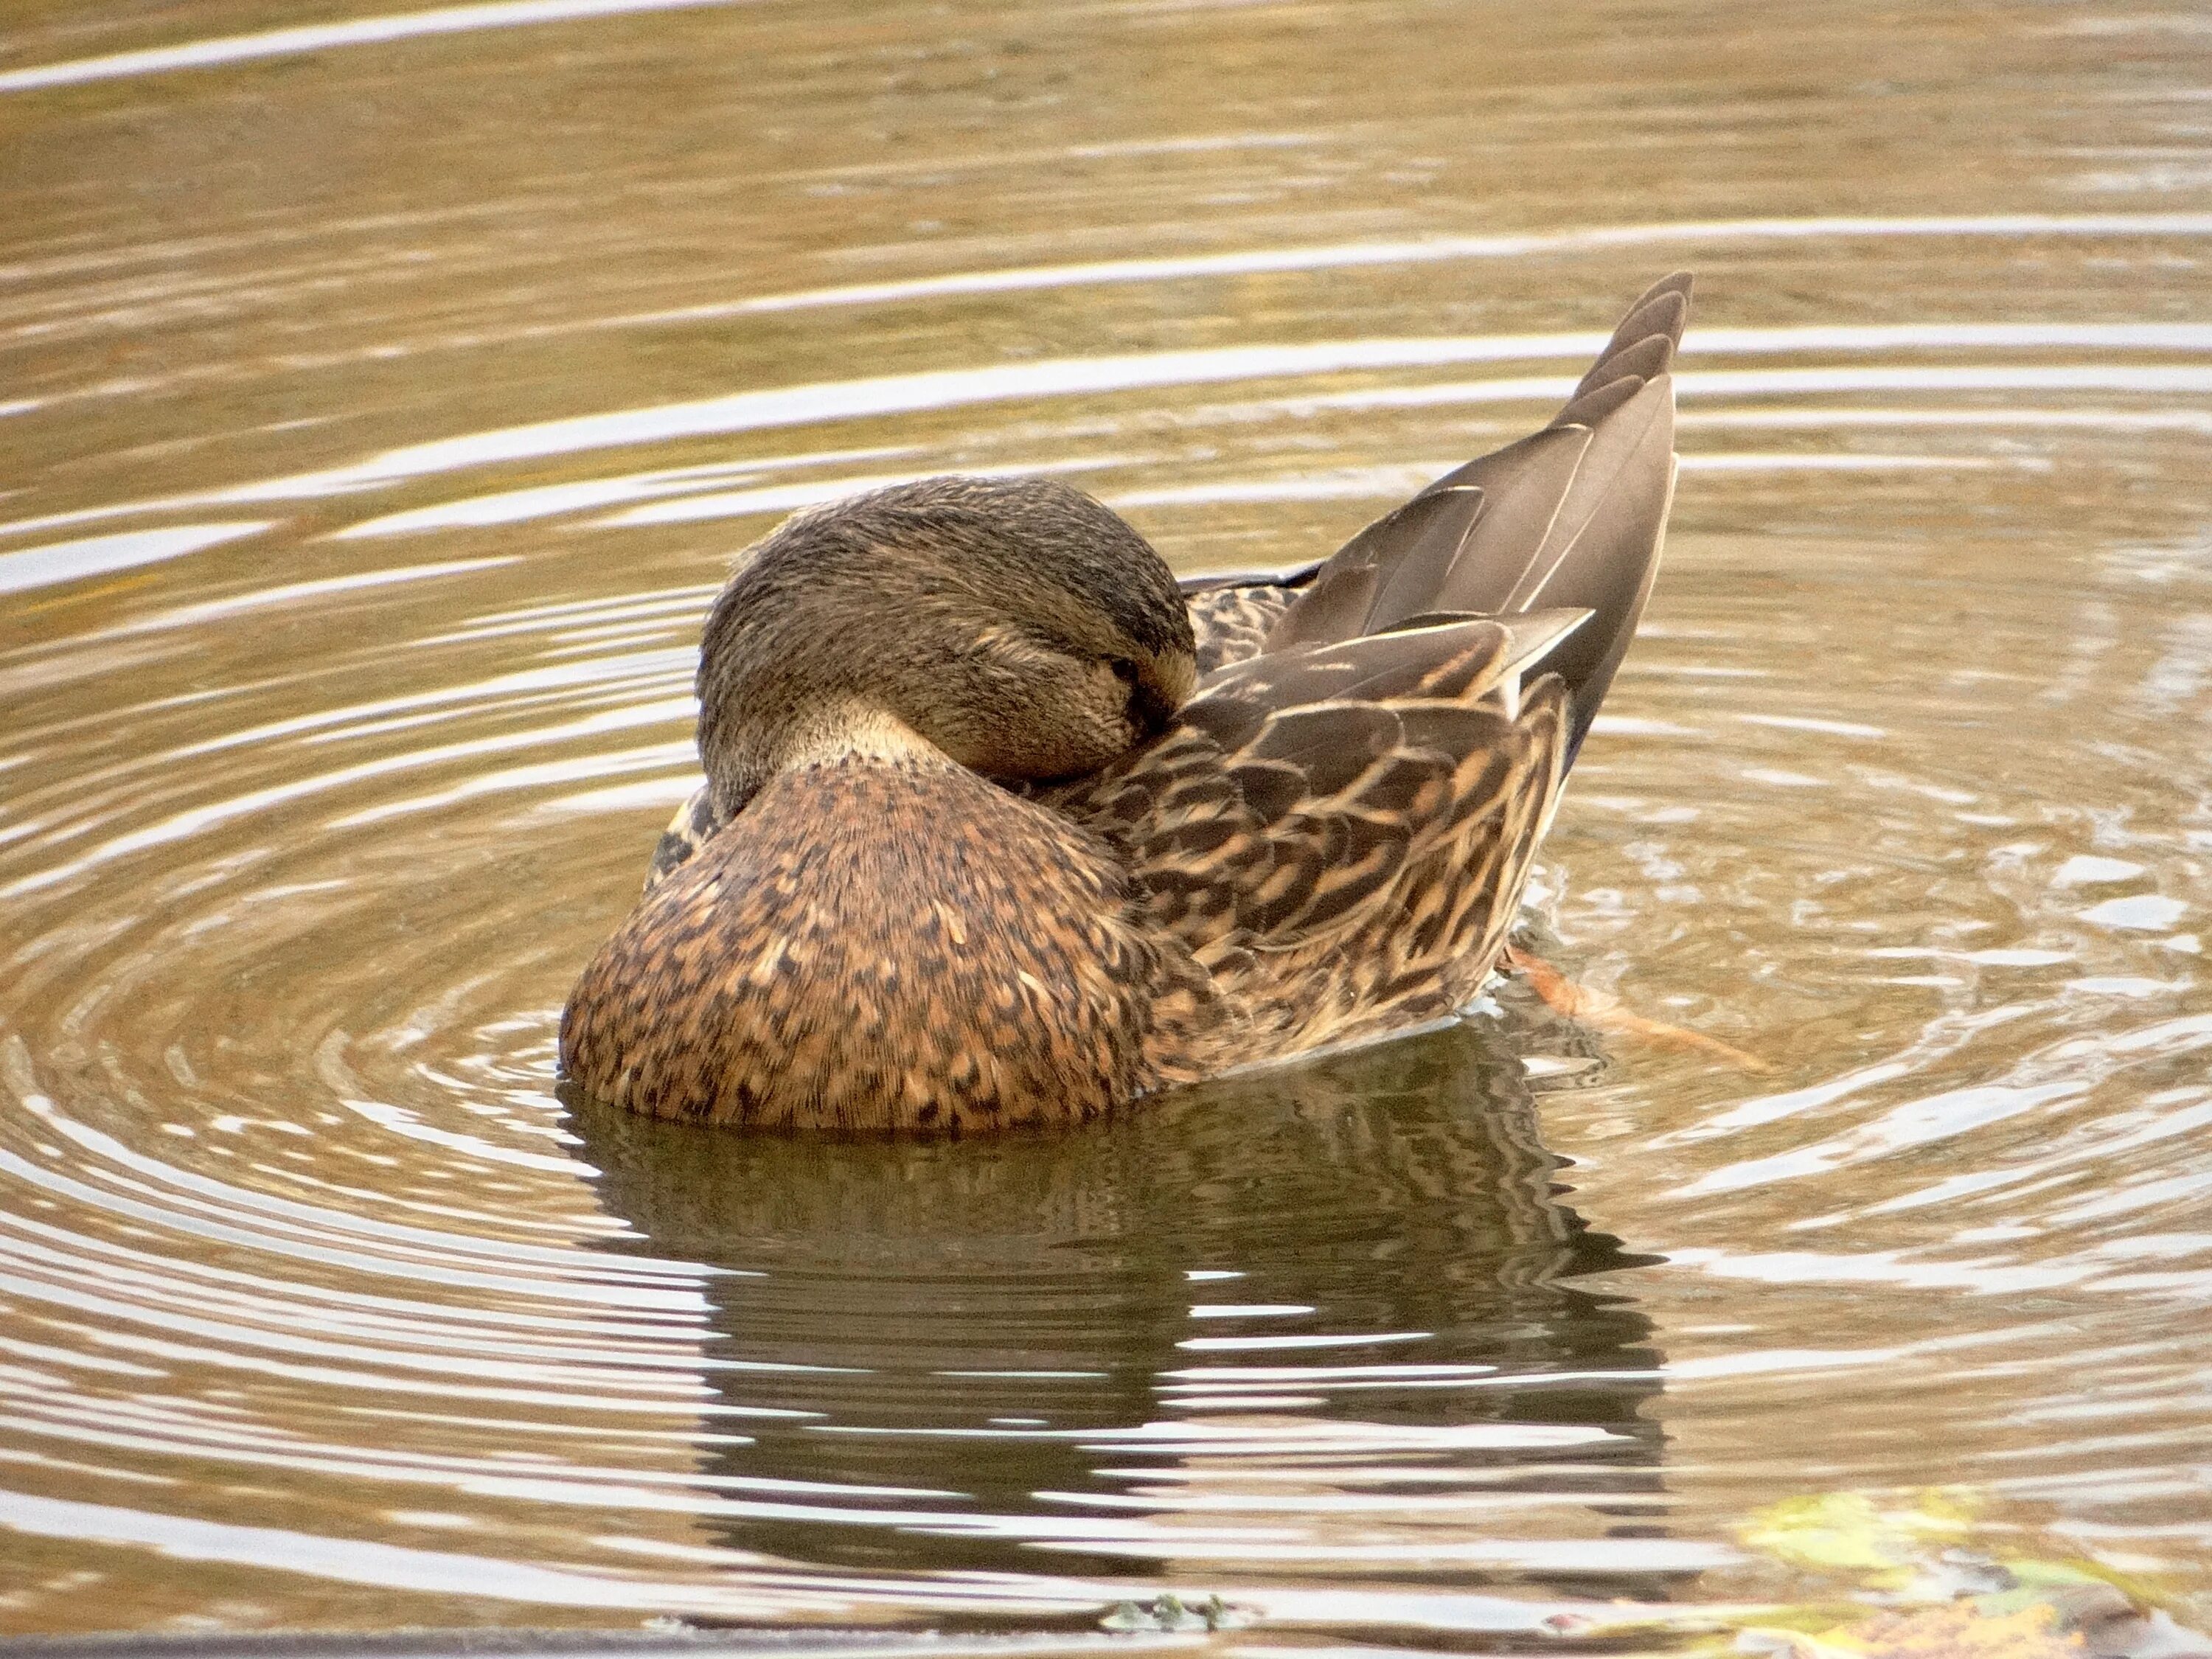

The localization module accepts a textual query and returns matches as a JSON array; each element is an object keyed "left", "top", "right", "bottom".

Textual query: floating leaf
[
  {"left": 1825, "top": 1601, "right": 2080, "bottom": 1659},
  {"left": 1721, "top": 1486, "right": 2212, "bottom": 1659},
  {"left": 1741, "top": 1492, "right": 1977, "bottom": 1586}
]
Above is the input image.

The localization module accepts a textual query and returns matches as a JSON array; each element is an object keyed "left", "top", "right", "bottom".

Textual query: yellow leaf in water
[
  {"left": 1742, "top": 1494, "right": 1900, "bottom": 1575},
  {"left": 1740, "top": 1492, "right": 1972, "bottom": 1583},
  {"left": 1822, "top": 1602, "right": 2081, "bottom": 1659}
]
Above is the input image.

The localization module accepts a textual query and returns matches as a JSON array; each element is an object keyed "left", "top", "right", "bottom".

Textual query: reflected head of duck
[{"left": 694, "top": 475, "right": 1197, "bottom": 813}]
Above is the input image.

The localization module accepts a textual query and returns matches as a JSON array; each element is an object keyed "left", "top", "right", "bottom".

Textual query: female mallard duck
[{"left": 561, "top": 273, "right": 1691, "bottom": 1133}]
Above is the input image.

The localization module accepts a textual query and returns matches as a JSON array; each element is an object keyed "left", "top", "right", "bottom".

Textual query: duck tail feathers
[{"left": 1263, "top": 271, "right": 1690, "bottom": 765}]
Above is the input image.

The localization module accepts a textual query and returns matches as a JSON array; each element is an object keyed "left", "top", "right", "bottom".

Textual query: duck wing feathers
[
  {"left": 1181, "top": 566, "right": 1316, "bottom": 673},
  {"left": 1182, "top": 271, "right": 1688, "bottom": 763},
  {"left": 1037, "top": 611, "right": 1583, "bottom": 1048}
]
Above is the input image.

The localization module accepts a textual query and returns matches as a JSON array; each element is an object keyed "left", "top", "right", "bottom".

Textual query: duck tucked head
[{"left": 695, "top": 476, "right": 1196, "bottom": 812}]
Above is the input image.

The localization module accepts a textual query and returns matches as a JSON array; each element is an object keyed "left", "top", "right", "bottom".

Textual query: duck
[{"left": 560, "top": 272, "right": 1691, "bottom": 1133}]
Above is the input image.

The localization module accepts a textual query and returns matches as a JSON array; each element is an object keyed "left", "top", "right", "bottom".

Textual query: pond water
[{"left": 2, "top": 0, "right": 2211, "bottom": 1642}]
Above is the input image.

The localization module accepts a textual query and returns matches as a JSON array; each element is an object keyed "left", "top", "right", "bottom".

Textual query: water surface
[{"left": 1, "top": 0, "right": 2210, "bottom": 1641}]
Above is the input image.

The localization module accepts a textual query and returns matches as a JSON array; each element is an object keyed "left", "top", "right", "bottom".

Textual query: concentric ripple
[{"left": 4, "top": 0, "right": 2212, "bottom": 1641}]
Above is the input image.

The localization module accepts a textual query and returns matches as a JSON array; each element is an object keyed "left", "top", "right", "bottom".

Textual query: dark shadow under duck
[{"left": 560, "top": 274, "right": 1691, "bottom": 1132}]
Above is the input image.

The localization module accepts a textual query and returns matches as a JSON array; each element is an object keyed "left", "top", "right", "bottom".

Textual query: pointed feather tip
[
  {"left": 1363, "top": 606, "right": 1593, "bottom": 679},
  {"left": 1595, "top": 274, "right": 1694, "bottom": 361},
  {"left": 1498, "top": 607, "right": 1594, "bottom": 676}
]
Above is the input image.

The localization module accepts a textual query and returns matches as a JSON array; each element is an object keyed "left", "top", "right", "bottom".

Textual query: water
[{"left": 2, "top": 0, "right": 2210, "bottom": 1640}]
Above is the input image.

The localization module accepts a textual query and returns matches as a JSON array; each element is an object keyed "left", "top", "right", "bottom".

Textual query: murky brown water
[{"left": 3, "top": 0, "right": 2211, "bottom": 1642}]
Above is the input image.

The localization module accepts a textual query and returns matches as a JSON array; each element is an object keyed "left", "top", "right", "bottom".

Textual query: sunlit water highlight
[{"left": 1, "top": 0, "right": 2211, "bottom": 1643}]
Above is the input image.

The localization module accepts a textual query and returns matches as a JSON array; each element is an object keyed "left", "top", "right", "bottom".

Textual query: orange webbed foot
[{"left": 1502, "top": 945, "right": 1773, "bottom": 1074}]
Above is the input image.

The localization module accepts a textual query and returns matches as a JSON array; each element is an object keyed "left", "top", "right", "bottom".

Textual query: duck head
[{"left": 694, "top": 475, "right": 1197, "bottom": 811}]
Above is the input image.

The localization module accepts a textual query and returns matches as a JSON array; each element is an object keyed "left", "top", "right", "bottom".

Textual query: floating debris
[{"left": 1099, "top": 1593, "right": 1253, "bottom": 1633}]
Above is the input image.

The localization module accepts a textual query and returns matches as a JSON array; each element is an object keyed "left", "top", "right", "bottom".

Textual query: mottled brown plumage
[
  {"left": 567, "top": 755, "right": 1226, "bottom": 1130},
  {"left": 1183, "top": 578, "right": 1304, "bottom": 673},
  {"left": 561, "top": 274, "right": 1691, "bottom": 1131}
]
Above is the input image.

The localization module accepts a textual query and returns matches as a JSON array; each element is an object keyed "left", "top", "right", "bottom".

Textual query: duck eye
[{"left": 1111, "top": 656, "right": 1177, "bottom": 734}]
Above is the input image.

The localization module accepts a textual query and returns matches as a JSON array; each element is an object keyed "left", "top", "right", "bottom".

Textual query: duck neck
[{"left": 711, "top": 698, "right": 946, "bottom": 815}]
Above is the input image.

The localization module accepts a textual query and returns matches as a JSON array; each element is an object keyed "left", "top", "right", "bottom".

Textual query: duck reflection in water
[{"left": 566, "top": 1015, "right": 1669, "bottom": 1594}]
